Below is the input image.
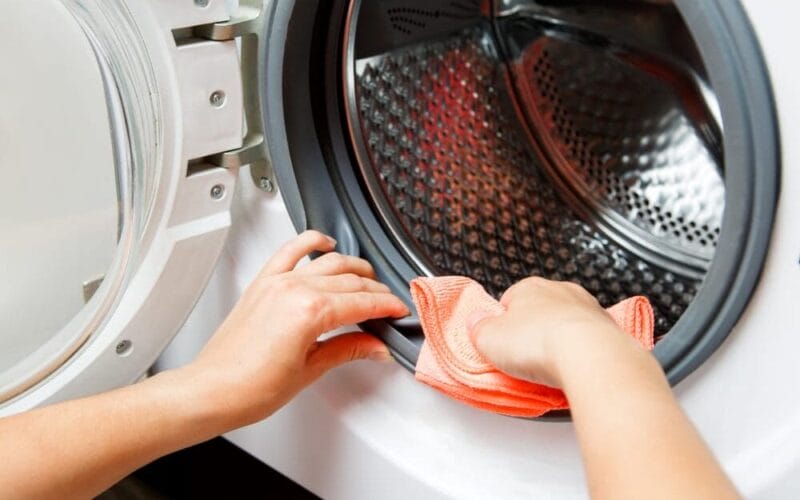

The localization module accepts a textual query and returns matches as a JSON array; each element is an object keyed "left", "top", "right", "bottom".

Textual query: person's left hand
[{"left": 179, "top": 230, "right": 408, "bottom": 429}]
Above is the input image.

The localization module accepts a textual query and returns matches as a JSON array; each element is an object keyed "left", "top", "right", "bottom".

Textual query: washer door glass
[{"left": 0, "top": 0, "right": 163, "bottom": 402}]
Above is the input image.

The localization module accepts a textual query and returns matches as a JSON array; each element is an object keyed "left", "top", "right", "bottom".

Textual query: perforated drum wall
[
  {"left": 351, "top": 27, "right": 708, "bottom": 336},
  {"left": 275, "top": 0, "right": 778, "bottom": 382}
]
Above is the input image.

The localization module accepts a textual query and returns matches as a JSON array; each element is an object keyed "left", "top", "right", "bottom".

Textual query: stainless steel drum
[
  {"left": 345, "top": 0, "right": 726, "bottom": 336},
  {"left": 275, "top": 0, "right": 777, "bottom": 383}
]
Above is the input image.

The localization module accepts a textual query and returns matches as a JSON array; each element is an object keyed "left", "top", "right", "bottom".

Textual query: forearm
[
  {"left": 0, "top": 232, "right": 403, "bottom": 499},
  {"left": 559, "top": 330, "right": 739, "bottom": 500},
  {"left": 0, "top": 368, "right": 225, "bottom": 499}
]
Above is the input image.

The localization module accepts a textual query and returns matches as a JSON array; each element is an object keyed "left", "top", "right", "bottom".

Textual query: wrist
[
  {"left": 548, "top": 321, "right": 658, "bottom": 390},
  {"left": 147, "top": 366, "right": 237, "bottom": 441}
]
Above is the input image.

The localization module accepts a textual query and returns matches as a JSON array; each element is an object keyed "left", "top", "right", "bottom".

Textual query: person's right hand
[
  {"left": 466, "top": 277, "right": 647, "bottom": 388},
  {"left": 467, "top": 277, "right": 740, "bottom": 500}
]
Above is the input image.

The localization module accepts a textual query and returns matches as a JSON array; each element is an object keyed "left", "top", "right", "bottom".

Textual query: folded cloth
[{"left": 411, "top": 276, "right": 654, "bottom": 417}]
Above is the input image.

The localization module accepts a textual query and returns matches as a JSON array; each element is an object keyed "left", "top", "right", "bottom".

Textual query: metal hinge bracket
[{"left": 195, "top": 3, "right": 275, "bottom": 193}]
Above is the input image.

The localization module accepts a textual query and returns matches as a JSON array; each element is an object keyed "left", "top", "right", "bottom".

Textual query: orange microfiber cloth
[{"left": 411, "top": 276, "right": 654, "bottom": 417}]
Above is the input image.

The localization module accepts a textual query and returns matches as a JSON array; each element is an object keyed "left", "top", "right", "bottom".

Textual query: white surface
[
  {"left": 0, "top": 0, "right": 242, "bottom": 411},
  {"left": 0, "top": 0, "right": 117, "bottom": 373},
  {"left": 158, "top": 1, "right": 800, "bottom": 496},
  {"left": 678, "top": 0, "right": 800, "bottom": 496}
]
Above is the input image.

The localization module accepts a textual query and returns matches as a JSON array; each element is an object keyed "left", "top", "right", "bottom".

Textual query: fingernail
[
  {"left": 368, "top": 350, "right": 393, "bottom": 362},
  {"left": 326, "top": 236, "right": 337, "bottom": 247}
]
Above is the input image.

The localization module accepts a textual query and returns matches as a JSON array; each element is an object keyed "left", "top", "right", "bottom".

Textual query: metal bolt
[
  {"left": 259, "top": 177, "right": 275, "bottom": 192},
  {"left": 115, "top": 340, "right": 132, "bottom": 356},
  {"left": 210, "top": 184, "right": 225, "bottom": 199},
  {"left": 209, "top": 90, "right": 226, "bottom": 108},
  {"left": 194, "top": 0, "right": 210, "bottom": 7}
]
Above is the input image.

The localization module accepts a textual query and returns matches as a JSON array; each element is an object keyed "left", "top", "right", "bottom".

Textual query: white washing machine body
[
  {"left": 1, "top": 0, "right": 798, "bottom": 498},
  {"left": 159, "top": 1, "right": 800, "bottom": 498}
]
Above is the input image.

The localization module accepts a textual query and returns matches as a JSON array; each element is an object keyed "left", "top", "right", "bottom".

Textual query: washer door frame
[{"left": 0, "top": 0, "right": 243, "bottom": 413}]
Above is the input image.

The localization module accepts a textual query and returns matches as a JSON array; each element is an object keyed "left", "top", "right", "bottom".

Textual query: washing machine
[{"left": 1, "top": 0, "right": 798, "bottom": 498}]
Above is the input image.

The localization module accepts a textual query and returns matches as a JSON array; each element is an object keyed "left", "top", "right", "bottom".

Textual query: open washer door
[{"left": 0, "top": 0, "right": 246, "bottom": 414}]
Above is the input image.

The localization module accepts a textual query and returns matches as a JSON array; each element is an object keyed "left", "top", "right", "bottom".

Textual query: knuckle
[
  {"left": 295, "top": 291, "right": 325, "bottom": 316},
  {"left": 347, "top": 274, "right": 367, "bottom": 290},
  {"left": 520, "top": 276, "right": 548, "bottom": 289},
  {"left": 372, "top": 297, "right": 383, "bottom": 316},
  {"left": 563, "top": 280, "right": 589, "bottom": 295},
  {"left": 359, "top": 258, "right": 376, "bottom": 273},
  {"left": 346, "top": 343, "right": 364, "bottom": 362},
  {"left": 252, "top": 277, "right": 278, "bottom": 299},
  {"left": 293, "top": 230, "right": 330, "bottom": 251},
  {"left": 271, "top": 276, "right": 296, "bottom": 294},
  {"left": 506, "top": 276, "right": 544, "bottom": 298},
  {"left": 301, "top": 229, "right": 326, "bottom": 242},
  {"left": 341, "top": 272, "right": 360, "bottom": 284},
  {"left": 363, "top": 295, "right": 380, "bottom": 317},
  {"left": 328, "top": 253, "right": 349, "bottom": 272}
]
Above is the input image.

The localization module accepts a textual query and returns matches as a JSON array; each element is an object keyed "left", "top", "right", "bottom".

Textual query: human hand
[
  {"left": 466, "top": 277, "right": 642, "bottom": 388},
  {"left": 467, "top": 278, "right": 737, "bottom": 500},
  {"left": 182, "top": 230, "right": 408, "bottom": 428}
]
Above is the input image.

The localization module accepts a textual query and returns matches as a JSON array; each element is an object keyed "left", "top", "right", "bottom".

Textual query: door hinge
[
  {"left": 194, "top": 6, "right": 260, "bottom": 41},
  {"left": 195, "top": 3, "right": 275, "bottom": 193}
]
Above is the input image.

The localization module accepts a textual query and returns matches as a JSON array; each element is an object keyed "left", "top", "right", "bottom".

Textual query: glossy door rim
[{"left": 0, "top": 0, "right": 241, "bottom": 413}]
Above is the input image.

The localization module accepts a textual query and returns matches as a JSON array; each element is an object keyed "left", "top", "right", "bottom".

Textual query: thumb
[
  {"left": 466, "top": 311, "right": 505, "bottom": 361},
  {"left": 307, "top": 332, "right": 392, "bottom": 376}
]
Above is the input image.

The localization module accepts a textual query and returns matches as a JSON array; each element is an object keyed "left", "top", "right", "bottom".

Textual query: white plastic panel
[
  {"left": 176, "top": 39, "right": 243, "bottom": 160},
  {"left": 158, "top": 3, "right": 800, "bottom": 494}
]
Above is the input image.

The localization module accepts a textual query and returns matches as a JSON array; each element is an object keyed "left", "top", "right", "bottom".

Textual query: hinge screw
[
  {"left": 115, "top": 340, "right": 133, "bottom": 356},
  {"left": 210, "top": 184, "right": 225, "bottom": 199},
  {"left": 259, "top": 177, "right": 275, "bottom": 192},
  {"left": 209, "top": 90, "right": 226, "bottom": 108}
]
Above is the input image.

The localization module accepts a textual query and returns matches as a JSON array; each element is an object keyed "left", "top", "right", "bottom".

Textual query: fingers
[
  {"left": 308, "top": 274, "right": 391, "bottom": 294},
  {"left": 296, "top": 252, "right": 376, "bottom": 279},
  {"left": 323, "top": 292, "right": 409, "bottom": 328},
  {"left": 306, "top": 332, "right": 392, "bottom": 375},
  {"left": 260, "top": 230, "right": 336, "bottom": 277}
]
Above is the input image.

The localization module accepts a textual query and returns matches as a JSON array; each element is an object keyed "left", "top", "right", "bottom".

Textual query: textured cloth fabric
[{"left": 411, "top": 276, "right": 655, "bottom": 417}]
